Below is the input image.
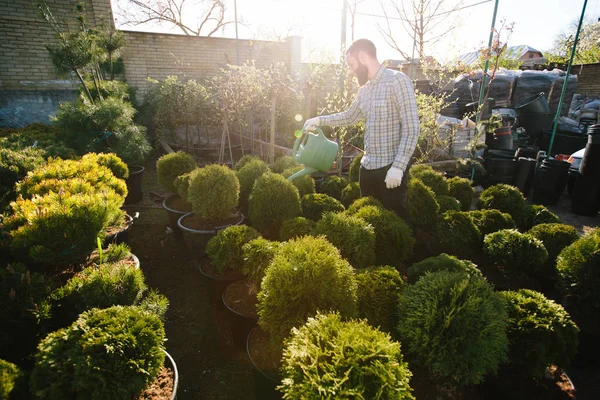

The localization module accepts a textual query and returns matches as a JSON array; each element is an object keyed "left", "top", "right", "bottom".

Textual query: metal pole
[
  {"left": 476, "top": 0, "right": 500, "bottom": 123},
  {"left": 340, "top": 0, "right": 348, "bottom": 90},
  {"left": 234, "top": 0, "right": 240, "bottom": 65},
  {"left": 548, "top": 0, "right": 588, "bottom": 156}
]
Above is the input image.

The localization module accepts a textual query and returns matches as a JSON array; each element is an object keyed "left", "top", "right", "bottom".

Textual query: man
[{"left": 303, "top": 39, "right": 420, "bottom": 220}]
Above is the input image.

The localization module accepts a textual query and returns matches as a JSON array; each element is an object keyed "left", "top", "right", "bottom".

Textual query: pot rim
[{"left": 177, "top": 212, "right": 244, "bottom": 234}]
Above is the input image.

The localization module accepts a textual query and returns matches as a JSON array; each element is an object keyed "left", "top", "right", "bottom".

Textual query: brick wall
[{"left": 572, "top": 63, "right": 600, "bottom": 97}]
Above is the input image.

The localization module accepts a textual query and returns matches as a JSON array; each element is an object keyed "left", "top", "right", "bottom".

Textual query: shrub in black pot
[
  {"left": 281, "top": 166, "right": 316, "bottom": 197},
  {"left": 279, "top": 217, "right": 315, "bottom": 241},
  {"left": 436, "top": 195, "right": 461, "bottom": 213},
  {"left": 241, "top": 238, "right": 282, "bottom": 293},
  {"left": 528, "top": 223, "right": 579, "bottom": 264},
  {"left": 301, "top": 193, "right": 344, "bottom": 221},
  {"left": 188, "top": 164, "right": 240, "bottom": 221},
  {"left": 468, "top": 209, "right": 516, "bottom": 237},
  {"left": 237, "top": 159, "right": 270, "bottom": 211},
  {"left": 156, "top": 151, "right": 196, "bottom": 193},
  {"left": 340, "top": 182, "right": 361, "bottom": 207},
  {"left": 279, "top": 312, "right": 414, "bottom": 399},
  {"left": 397, "top": 271, "right": 508, "bottom": 386},
  {"left": 448, "top": 176, "right": 474, "bottom": 211},
  {"left": 407, "top": 253, "right": 482, "bottom": 283},
  {"left": 249, "top": 172, "right": 301, "bottom": 239},
  {"left": 353, "top": 205, "right": 414, "bottom": 266},
  {"left": 434, "top": 211, "right": 482, "bottom": 258},
  {"left": 356, "top": 266, "right": 405, "bottom": 334},
  {"left": 500, "top": 289, "right": 579, "bottom": 378},
  {"left": 483, "top": 229, "right": 548, "bottom": 274},
  {"left": 345, "top": 196, "right": 384, "bottom": 215},
  {"left": 314, "top": 212, "right": 375, "bottom": 269},
  {"left": 407, "top": 179, "right": 439, "bottom": 232},
  {"left": 206, "top": 225, "right": 262, "bottom": 274},
  {"left": 478, "top": 184, "right": 528, "bottom": 228}
]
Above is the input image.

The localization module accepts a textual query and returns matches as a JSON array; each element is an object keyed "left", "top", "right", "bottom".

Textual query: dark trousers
[{"left": 359, "top": 164, "right": 411, "bottom": 221}]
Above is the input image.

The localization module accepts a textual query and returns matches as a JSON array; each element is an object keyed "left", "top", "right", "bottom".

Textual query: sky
[{"left": 112, "top": 0, "right": 600, "bottom": 64}]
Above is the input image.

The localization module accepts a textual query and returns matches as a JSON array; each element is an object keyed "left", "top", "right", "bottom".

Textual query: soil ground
[{"left": 126, "top": 157, "right": 600, "bottom": 400}]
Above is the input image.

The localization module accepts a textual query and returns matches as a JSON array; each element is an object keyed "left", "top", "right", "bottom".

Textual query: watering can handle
[{"left": 292, "top": 127, "right": 324, "bottom": 160}]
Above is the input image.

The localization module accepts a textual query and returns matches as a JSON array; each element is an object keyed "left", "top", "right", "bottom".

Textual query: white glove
[
  {"left": 303, "top": 116, "right": 320, "bottom": 132},
  {"left": 385, "top": 167, "right": 404, "bottom": 189}
]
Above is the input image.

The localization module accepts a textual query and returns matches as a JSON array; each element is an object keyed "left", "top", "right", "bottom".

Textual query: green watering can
[{"left": 288, "top": 127, "right": 339, "bottom": 182}]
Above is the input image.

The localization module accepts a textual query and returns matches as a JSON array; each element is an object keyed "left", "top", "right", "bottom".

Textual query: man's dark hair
[{"left": 346, "top": 39, "right": 377, "bottom": 58}]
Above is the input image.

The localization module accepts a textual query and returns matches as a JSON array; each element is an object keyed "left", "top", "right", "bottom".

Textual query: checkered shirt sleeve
[{"left": 391, "top": 74, "right": 420, "bottom": 171}]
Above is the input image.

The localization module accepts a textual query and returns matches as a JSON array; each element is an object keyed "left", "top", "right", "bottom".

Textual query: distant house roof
[{"left": 455, "top": 45, "right": 544, "bottom": 66}]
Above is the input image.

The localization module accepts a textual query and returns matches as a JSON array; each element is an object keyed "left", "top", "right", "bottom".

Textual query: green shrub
[
  {"left": 0, "top": 124, "right": 76, "bottom": 160},
  {"left": 136, "top": 289, "right": 170, "bottom": 322},
  {"left": 242, "top": 238, "right": 282, "bottom": 290},
  {"left": 435, "top": 211, "right": 482, "bottom": 258},
  {"left": 280, "top": 217, "right": 316, "bottom": 241},
  {"left": 249, "top": 172, "right": 301, "bottom": 238},
  {"left": 356, "top": 266, "right": 405, "bottom": 334},
  {"left": 0, "top": 359, "right": 20, "bottom": 400},
  {"left": 353, "top": 206, "right": 414, "bottom": 266},
  {"left": 468, "top": 209, "right": 516, "bottom": 236},
  {"left": 477, "top": 184, "right": 527, "bottom": 228},
  {"left": 397, "top": 271, "right": 508, "bottom": 385},
  {"left": 237, "top": 159, "right": 270, "bottom": 207},
  {"left": 156, "top": 151, "right": 196, "bottom": 193},
  {"left": 111, "top": 124, "right": 151, "bottom": 166},
  {"left": 348, "top": 153, "right": 363, "bottom": 182},
  {"left": 410, "top": 168, "right": 449, "bottom": 196},
  {"left": 188, "top": 164, "right": 240, "bottom": 221},
  {"left": 448, "top": 176, "right": 474, "bottom": 211},
  {"left": 500, "top": 289, "right": 579, "bottom": 378},
  {"left": 528, "top": 223, "right": 579, "bottom": 263},
  {"left": 83, "top": 153, "right": 129, "bottom": 180},
  {"left": 408, "top": 253, "right": 482, "bottom": 283},
  {"left": 301, "top": 193, "right": 344, "bottom": 221},
  {"left": 407, "top": 179, "right": 439, "bottom": 231},
  {"left": 29, "top": 306, "right": 165, "bottom": 400},
  {"left": 556, "top": 229, "right": 600, "bottom": 323},
  {"left": 7, "top": 190, "right": 124, "bottom": 265},
  {"left": 436, "top": 195, "right": 461, "bottom": 213},
  {"left": 257, "top": 236, "right": 357, "bottom": 347},
  {"left": 483, "top": 229, "right": 548, "bottom": 274},
  {"left": 341, "top": 182, "right": 361, "bottom": 207},
  {"left": 280, "top": 312, "right": 414, "bottom": 400},
  {"left": 173, "top": 171, "right": 193, "bottom": 202},
  {"left": 234, "top": 154, "right": 260, "bottom": 171},
  {"left": 314, "top": 212, "right": 375, "bottom": 268},
  {"left": 52, "top": 261, "right": 147, "bottom": 326},
  {"left": 0, "top": 147, "right": 45, "bottom": 209},
  {"left": 80, "top": 79, "right": 131, "bottom": 101},
  {"left": 271, "top": 155, "right": 298, "bottom": 173},
  {"left": 282, "top": 166, "right": 316, "bottom": 197},
  {"left": 524, "top": 204, "right": 561, "bottom": 230},
  {"left": 206, "top": 225, "right": 262, "bottom": 273},
  {"left": 408, "top": 163, "right": 434, "bottom": 178},
  {"left": 346, "top": 196, "right": 384, "bottom": 215},
  {"left": 320, "top": 175, "right": 348, "bottom": 200}
]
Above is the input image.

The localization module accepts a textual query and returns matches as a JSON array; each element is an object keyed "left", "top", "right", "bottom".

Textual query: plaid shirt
[{"left": 319, "top": 65, "right": 420, "bottom": 171}]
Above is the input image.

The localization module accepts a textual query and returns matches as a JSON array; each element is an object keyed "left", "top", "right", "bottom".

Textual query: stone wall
[{"left": 572, "top": 63, "right": 600, "bottom": 97}]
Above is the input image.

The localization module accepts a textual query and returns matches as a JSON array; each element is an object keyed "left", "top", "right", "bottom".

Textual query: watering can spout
[{"left": 287, "top": 166, "right": 318, "bottom": 182}]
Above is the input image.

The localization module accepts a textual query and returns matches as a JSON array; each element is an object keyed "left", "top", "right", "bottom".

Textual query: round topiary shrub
[
  {"left": 436, "top": 195, "right": 461, "bottom": 213},
  {"left": 279, "top": 312, "right": 414, "bottom": 399},
  {"left": 408, "top": 163, "right": 434, "bottom": 178},
  {"left": 84, "top": 153, "right": 129, "bottom": 180},
  {"left": 156, "top": 151, "right": 196, "bottom": 193},
  {"left": 280, "top": 217, "right": 316, "bottom": 241},
  {"left": 257, "top": 236, "right": 357, "bottom": 347},
  {"left": 29, "top": 306, "right": 165, "bottom": 400},
  {"left": 234, "top": 154, "right": 260, "bottom": 171},
  {"left": 407, "top": 179, "right": 439, "bottom": 231},
  {"left": 500, "top": 289, "right": 579, "bottom": 378},
  {"left": 320, "top": 175, "right": 349, "bottom": 200},
  {"left": 341, "top": 182, "right": 361, "bottom": 207},
  {"left": 205, "top": 225, "right": 262, "bottom": 273},
  {"left": 188, "top": 164, "right": 240, "bottom": 221},
  {"left": 528, "top": 223, "right": 579, "bottom": 263},
  {"left": 281, "top": 166, "right": 316, "bottom": 197},
  {"left": 0, "top": 358, "right": 20, "bottom": 400},
  {"left": 397, "top": 271, "right": 508, "bottom": 386},
  {"left": 478, "top": 184, "right": 527, "bottom": 228},
  {"left": 435, "top": 211, "right": 482, "bottom": 258},
  {"left": 483, "top": 229, "right": 548, "bottom": 274},
  {"left": 173, "top": 171, "right": 193, "bottom": 202},
  {"left": 237, "top": 159, "right": 270, "bottom": 208},
  {"left": 468, "top": 209, "right": 516, "bottom": 236},
  {"left": 410, "top": 168, "right": 449, "bottom": 196},
  {"left": 348, "top": 153, "right": 363, "bottom": 182},
  {"left": 301, "top": 193, "right": 345, "bottom": 221},
  {"left": 356, "top": 266, "right": 405, "bottom": 334},
  {"left": 448, "top": 176, "right": 474, "bottom": 211},
  {"left": 407, "top": 253, "right": 482, "bottom": 284},
  {"left": 242, "top": 238, "right": 282, "bottom": 290},
  {"left": 249, "top": 172, "right": 301, "bottom": 238},
  {"left": 524, "top": 204, "right": 561, "bottom": 230},
  {"left": 314, "top": 212, "right": 376, "bottom": 268},
  {"left": 346, "top": 196, "right": 384, "bottom": 215},
  {"left": 271, "top": 155, "right": 298, "bottom": 174},
  {"left": 0, "top": 147, "right": 45, "bottom": 208},
  {"left": 556, "top": 229, "right": 600, "bottom": 327},
  {"left": 353, "top": 205, "right": 414, "bottom": 266}
]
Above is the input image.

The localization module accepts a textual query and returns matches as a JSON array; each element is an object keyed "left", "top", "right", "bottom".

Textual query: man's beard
[{"left": 356, "top": 62, "right": 368, "bottom": 86}]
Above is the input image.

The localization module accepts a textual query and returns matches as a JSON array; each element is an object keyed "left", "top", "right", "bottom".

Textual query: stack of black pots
[
  {"left": 513, "top": 92, "right": 554, "bottom": 140},
  {"left": 532, "top": 157, "right": 571, "bottom": 206},
  {"left": 571, "top": 124, "right": 600, "bottom": 216}
]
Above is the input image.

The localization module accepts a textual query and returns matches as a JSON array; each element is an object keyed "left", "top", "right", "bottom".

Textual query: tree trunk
[
  {"left": 269, "top": 95, "right": 277, "bottom": 165},
  {"left": 75, "top": 69, "right": 94, "bottom": 104}
]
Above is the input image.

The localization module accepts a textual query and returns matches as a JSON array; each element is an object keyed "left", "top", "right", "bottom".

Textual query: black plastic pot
[
  {"left": 222, "top": 282, "right": 258, "bottom": 350},
  {"left": 539, "top": 130, "right": 588, "bottom": 157},
  {"left": 103, "top": 214, "right": 134, "bottom": 247},
  {"left": 177, "top": 212, "right": 244, "bottom": 256},
  {"left": 567, "top": 169, "right": 578, "bottom": 196},
  {"left": 492, "top": 133, "right": 513, "bottom": 150},
  {"left": 162, "top": 349, "right": 179, "bottom": 400},
  {"left": 571, "top": 172, "right": 600, "bottom": 217},
  {"left": 579, "top": 126, "right": 600, "bottom": 177},
  {"left": 198, "top": 259, "right": 243, "bottom": 309},
  {"left": 486, "top": 157, "right": 516, "bottom": 185},
  {"left": 514, "top": 92, "right": 551, "bottom": 115},
  {"left": 125, "top": 165, "right": 145, "bottom": 205},
  {"left": 246, "top": 328, "right": 282, "bottom": 400},
  {"left": 514, "top": 157, "right": 537, "bottom": 196},
  {"left": 514, "top": 147, "right": 538, "bottom": 160},
  {"left": 532, "top": 159, "right": 571, "bottom": 205},
  {"left": 162, "top": 194, "right": 191, "bottom": 232}
]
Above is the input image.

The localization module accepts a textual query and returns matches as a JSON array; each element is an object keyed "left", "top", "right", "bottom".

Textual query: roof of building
[{"left": 455, "top": 45, "right": 544, "bottom": 66}]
